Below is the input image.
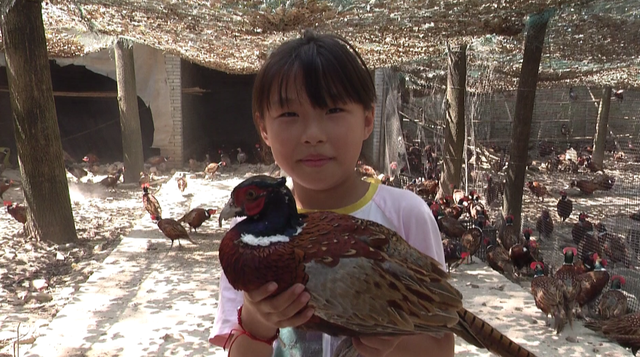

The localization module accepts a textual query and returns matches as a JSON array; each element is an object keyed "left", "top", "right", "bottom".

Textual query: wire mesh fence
[{"left": 391, "top": 65, "right": 640, "bottom": 314}]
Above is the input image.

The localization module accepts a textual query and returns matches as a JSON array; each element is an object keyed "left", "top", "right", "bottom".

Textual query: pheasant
[
  {"left": 584, "top": 312, "right": 640, "bottom": 356},
  {"left": 4, "top": 201, "right": 27, "bottom": 224},
  {"left": 575, "top": 256, "right": 610, "bottom": 318},
  {"left": 598, "top": 276, "right": 628, "bottom": 320},
  {"left": 498, "top": 215, "right": 520, "bottom": 251},
  {"left": 204, "top": 160, "right": 225, "bottom": 180},
  {"left": 536, "top": 209, "right": 554, "bottom": 240},
  {"left": 142, "top": 184, "right": 162, "bottom": 219},
  {"left": 177, "top": 208, "right": 216, "bottom": 233},
  {"left": 218, "top": 175, "right": 537, "bottom": 357},
  {"left": 177, "top": 173, "right": 187, "bottom": 193},
  {"left": 0, "top": 178, "right": 12, "bottom": 199},
  {"left": 152, "top": 215, "right": 197, "bottom": 248},
  {"left": 556, "top": 191, "right": 572, "bottom": 222},
  {"left": 99, "top": 167, "right": 124, "bottom": 190},
  {"left": 530, "top": 262, "right": 570, "bottom": 334},
  {"left": 236, "top": 148, "right": 247, "bottom": 165}
]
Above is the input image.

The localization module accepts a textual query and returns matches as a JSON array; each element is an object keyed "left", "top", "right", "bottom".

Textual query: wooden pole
[
  {"left": 591, "top": 87, "right": 612, "bottom": 167},
  {"left": 1, "top": 0, "right": 77, "bottom": 243},
  {"left": 439, "top": 44, "right": 467, "bottom": 198},
  {"left": 114, "top": 38, "right": 144, "bottom": 184},
  {"left": 503, "top": 9, "right": 553, "bottom": 230}
]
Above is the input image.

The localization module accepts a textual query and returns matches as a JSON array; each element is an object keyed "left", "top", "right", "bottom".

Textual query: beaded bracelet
[{"left": 223, "top": 305, "right": 280, "bottom": 352}]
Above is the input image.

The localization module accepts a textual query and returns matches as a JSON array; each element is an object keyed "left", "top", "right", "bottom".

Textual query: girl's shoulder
[{"left": 372, "top": 183, "right": 431, "bottom": 215}]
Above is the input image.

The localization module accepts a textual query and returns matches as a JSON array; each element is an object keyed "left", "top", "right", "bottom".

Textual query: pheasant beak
[{"left": 218, "top": 197, "right": 242, "bottom": 227}]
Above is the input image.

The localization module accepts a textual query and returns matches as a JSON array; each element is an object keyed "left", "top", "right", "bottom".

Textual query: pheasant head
[
  {"left": 562, "top": 247, "right": 577, "bottom": 264},
  {"left": 218, "top": 175, "right": 302, "bottom": 238},
  {"left": 611, "top": 275, "right": 625, "bottom": 290}
]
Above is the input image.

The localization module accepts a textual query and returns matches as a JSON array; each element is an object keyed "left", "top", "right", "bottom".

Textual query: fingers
[
  {"left": 244, "top": 283, "right": 315, "bottom": 328},
  {"left": 245, "top": 282, "right": 278, "bottom": 302}
]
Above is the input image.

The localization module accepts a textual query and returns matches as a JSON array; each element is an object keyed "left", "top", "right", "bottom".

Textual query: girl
[{"left": 210, "top": 30, "right": 453, "bottom": 357}]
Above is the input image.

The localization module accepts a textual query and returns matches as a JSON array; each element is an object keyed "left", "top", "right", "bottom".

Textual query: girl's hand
[
  {"left": 241, "top": 282, "right": 315, "bottom": 339},
  {"left": 352, "top": 336, "right": 403, "bottom": 357}
]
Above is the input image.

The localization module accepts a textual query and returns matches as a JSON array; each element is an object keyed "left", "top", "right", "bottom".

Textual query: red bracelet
[{"left": 223, "top": 305, "right": 280, "bottom": 351}]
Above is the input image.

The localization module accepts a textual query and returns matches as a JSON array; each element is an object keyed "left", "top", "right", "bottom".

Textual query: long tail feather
[{"left": 456, "top": 308, "right": 538, "bottom": 357}]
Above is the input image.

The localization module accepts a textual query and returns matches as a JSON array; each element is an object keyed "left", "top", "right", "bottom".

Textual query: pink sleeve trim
[{"left": 373, "top": 187, "right": 446, "bottom": 268}]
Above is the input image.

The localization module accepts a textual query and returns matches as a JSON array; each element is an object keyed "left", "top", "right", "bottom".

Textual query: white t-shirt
[{"left": 209, "top": 182, "right": 445, "bottom": 357}]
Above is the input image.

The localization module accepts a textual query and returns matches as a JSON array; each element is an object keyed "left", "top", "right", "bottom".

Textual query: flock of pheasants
[{"left": 353, "top": 143, "right": 640, "bottom": 355}]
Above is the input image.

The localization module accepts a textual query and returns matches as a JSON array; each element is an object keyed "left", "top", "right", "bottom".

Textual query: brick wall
[{"left": 160, "top": 53, "right": 183, "bottom": 167}]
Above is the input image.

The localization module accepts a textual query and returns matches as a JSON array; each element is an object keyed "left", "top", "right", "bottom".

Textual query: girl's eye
[
  {"left": 278, "top": 112, "right": 298, "bottom": 118},
  {"left": 326, "top": 108, "right": 343, "bottom": 114}
]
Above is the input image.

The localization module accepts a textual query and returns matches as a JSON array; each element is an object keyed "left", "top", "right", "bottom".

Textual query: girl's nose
[{"left": 301, "top": 116, "right": 327, "bottom": 145}]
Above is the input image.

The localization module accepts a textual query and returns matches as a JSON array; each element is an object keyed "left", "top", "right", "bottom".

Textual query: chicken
[
  {"left": 525, "top": 181, "right": 548, "bottom": 202},
  {"left": 99, "top": 167, "right": 124, "bottom": 190},
  {"left": 570, "top": 179, "right": 600, "bottom": 195},
  {"left": 572, "top": 213, "right": 593, "bottom": 245},
  {"left": 1, "top": 178, "right": 13, "bottom": 199},
  {"left": 442, "top": 238, "right": 464, "bottom": 273},
  {"left": 204, "top": 161, "right": 225, "bottom": 180},
  {"left": 146, "top": 155, "right": 170, "bottom": 166},
  {"left": 177, "top": 173, "right": 187, "bottom": 193},
  {"left": 598, "top": 276, "right": 628, "bottom": 320},
  {"left": 65, "top": 164, "right": 88, "bottom": 181},
  {"left": 177, "top": 208, "right": 216, "bottom": 233},
  {"left": 236, "top": 148, "right": 247, "bottom": 164},
  {"left": 498, "top": 215, "right": 520, "bottom": 251},
  {"left": 152, "top": 215, "right": 197, "bottom": 248},
  {"left": 556, "top": 191, "right": 572, "bottom": 222},
  {"left": 536, "top": 209, "right": 554, "bottom": 240},
  {"left": 142, "top": 184, "right": 162, "bottom": 219},
  {"left": 4, "top": 201, "right": 27, "bottom": 224},
  {"left": 530, "top": 262, "right": 570, "bottom": 334}
]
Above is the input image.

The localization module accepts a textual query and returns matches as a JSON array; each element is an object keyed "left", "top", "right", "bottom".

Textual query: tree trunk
[
  {"left": 114, "top": 38, "right": 145, "bottom": 184},
  {"left": 1, "top": 0, "right": 77, "bottom": 243},
  {"left": 591, "top": 87, "right": 612, "bottom": 167},
  {"left": 503, "top": 10, "right": 552, "bottom": 230},
  {"left": 439, "top": 44, "right": 467, "bottom": 198}
]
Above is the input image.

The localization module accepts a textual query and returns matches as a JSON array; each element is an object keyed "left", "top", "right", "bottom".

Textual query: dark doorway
[
  {"left": 0, "top": 61, "right": 155, "bottom": 165},
  {"left": 181, "top": 60, "right": 262, "bottom": 163}
]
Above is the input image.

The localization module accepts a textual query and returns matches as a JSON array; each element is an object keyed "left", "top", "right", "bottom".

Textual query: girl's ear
[
  {"left": 363, "top": 107, "right": 375, "bottom": 140},
  {"left": 256, "top": 113, "right": 271, "bottom": 147}
]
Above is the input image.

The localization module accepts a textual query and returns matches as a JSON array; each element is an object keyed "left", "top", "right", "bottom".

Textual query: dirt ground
[{"left": 0, "top": 163, "right": 273, "bottom": 354}]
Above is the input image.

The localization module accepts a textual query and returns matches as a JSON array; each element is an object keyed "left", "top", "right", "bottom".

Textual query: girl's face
[{"left": 258, "top": 82, "right": 374, "bottom": 192}]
